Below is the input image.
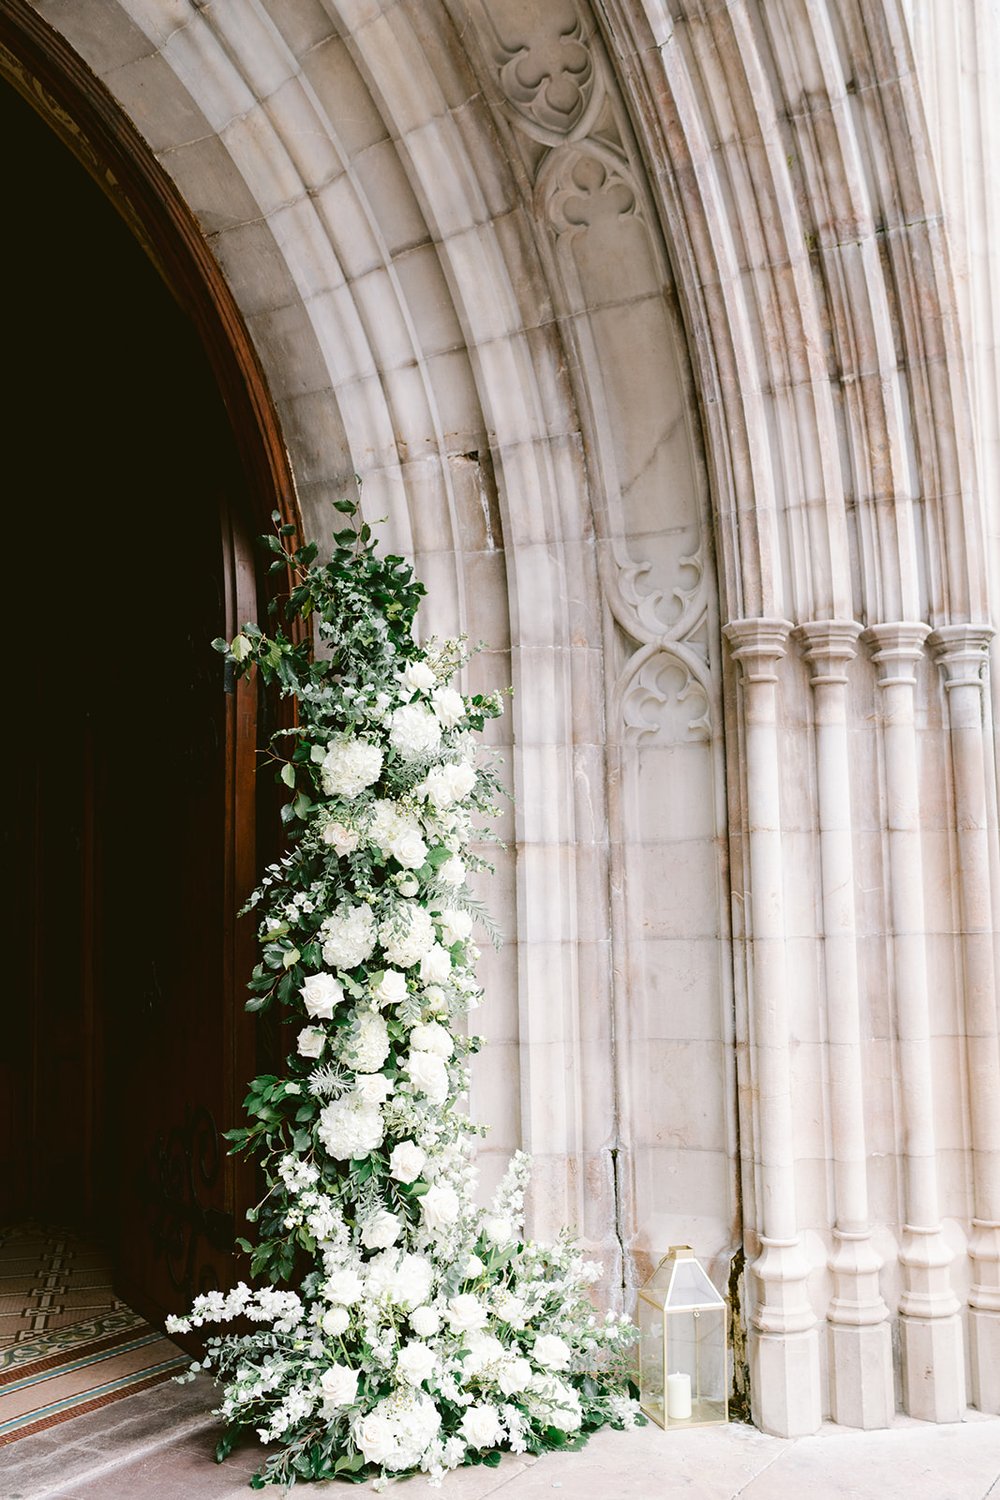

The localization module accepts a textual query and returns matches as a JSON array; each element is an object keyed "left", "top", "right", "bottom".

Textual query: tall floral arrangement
[{"left": 167, "top": 501, "right": 638, "bottom": 1487}]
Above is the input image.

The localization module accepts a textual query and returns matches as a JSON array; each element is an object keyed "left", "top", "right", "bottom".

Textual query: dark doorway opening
[{"left": 0, "top": 68, "right": 266, "bottom": 1329}]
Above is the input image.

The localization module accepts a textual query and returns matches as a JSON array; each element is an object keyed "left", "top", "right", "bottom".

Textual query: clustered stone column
[
  {"left": 930, "top": 625, "right": 1000, "bottom": 1413},
  {"left": 866, "top": 623, "right": 965, "bottom": 1422},
  {"left": 724, "top": 619, "right": 821, "bottom": 1439},
  {"left": 796, "top": 621, "right": 894, "bottom": 1429}
]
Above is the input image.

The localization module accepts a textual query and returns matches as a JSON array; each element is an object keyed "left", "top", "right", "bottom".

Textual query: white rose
[
  {"left": 397, "top": 874, "right": 420, "bottom": 897},
  {"left": 532, "top": 1333, "right": 572, "bottom": 1371},
  {"left": 321, "top": 819, "right": 359, "bottom": 855},
  {"left": 459, "top": 1402, "right": 503, "bottom": 1450},
  {"left": 389, "top": 703, "right": 442, "bottom": 762},
  {"left": 399, "top": 660, "right": 436, "bottom": 696},
  {"left": 354, "top": 1072, "right": 394, "bottom": 1106},
  {"left": 353, "top": 1407, "right": 398, "bottom": 1467},
  {"left": 527, "top": 1374, "right": 582, "bottom": 1432},
  {"left": 463, "top": 1330, "right": 504, "bottom": 1375},
  {"left": 446, "top": 1293, "right": 487, "bottom": 1334},
  {"left": 409, "top": 1304, "right": 441, "bottom": 1337},
  {"left": 300, "top": 972, "right": 344, "bottom": 1019},
  {"left": 438, "top": 908, "right": 473, "bottom": 947},
  {"left": 320, "top": 737, "right": 383, "bottom": 798},
  {"left": 482, "top": 1215, "right": 514, "bottom": 1247},
  {"left": 346, "top": 1010, "right": 390, "bottom": 1073},
  {"left": 438, "top": 856, "right": 466, "bottom": 889},
  {"left": 431, "top": 685, "right": 465, "bottom": 728},
  {"left": 323, "top": 1268, "right": 364, "bottom": 1305},
  {"left": 318, "top": 1097, "right": 384, "bottom": 1159},
  {"left": 389, "top": 1140, "right": 426, "bottom": 1184},
  {"left": 418, "top": 944, "right": 452, "bottom": 984},
  {"left": 390, "top": 827, "right": 428, "bottom": 870},
  {"left": 361, "top": 1209, "right": 402, "bottom": 1250},
  {"left": 320, "top": 1362, "right": 360, "bottom": 1411},
  {"left": 408, "top": 1021, "right": 453, "bottom": 1058},
  {"left": 320, "top": 1305, "right": 350, "bottom": 1337},
  {"left": 423, "top": 985, "right": 449, "bottom": 1016},
  {"left": 421, "top": 1181, "right": 460, "bottom": 1232},
  {"left": 463, "top": 1253, "right": 485, "bottom": 1278},
  {"left": 394, "top": 1253, "right": 435, "bottom": 1310},
  {"left": 373, "top": 968, "right": 408, "bottom": 1007},
  {"left": 498, "top": 1355, "right": 532, "bottom": 1395},
  {"left": 491, "top": 1291, "right": 527, "bottom": 1328},
  {"left": 297, "top": 1026, "right": 326, "bottom": 1058},
  {"left": 406, "top": 1050, "right": 449, "bottom": 1105},
  {"left": 396, "top": 1340, "right": 436, "bottom": 1387}
]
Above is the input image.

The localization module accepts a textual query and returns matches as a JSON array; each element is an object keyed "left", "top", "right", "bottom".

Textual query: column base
[
  {"left": 969, "top": 1307, "right": 1000, "bottom": 1413},
  {"left": 900, "top": 1313, "right": 966, "bottom": 1421},
  {"left": 827, "top": 1319, "right": 894, "bottom": 1428},
  {"left": 749, "top": 1326, "right": 822, "bottom": 1436}
]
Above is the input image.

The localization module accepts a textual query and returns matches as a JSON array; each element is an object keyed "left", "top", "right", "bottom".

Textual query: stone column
[
  {"left": 797, "top": 621, "right": 893, "bottom": 1428},
  {"left": 724, "top": 619, "right": 821, "bottom": 1438},
  {"left": 930, "top": 624, "right": 1000, "bottom": 1413},
  {"left": 866, "top": 623, "right": 965, "bottom": 1422}
]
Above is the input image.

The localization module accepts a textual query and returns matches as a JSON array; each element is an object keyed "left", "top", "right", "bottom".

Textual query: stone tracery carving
[
  {"left": 536, "top": 139, "right": 638, "bottom": 241},
  {"left": 496, "top": 15, "right": 604, "bottom": 145},
  {"left": 618, "top": 642, "right": 711, "bottom": 745}
]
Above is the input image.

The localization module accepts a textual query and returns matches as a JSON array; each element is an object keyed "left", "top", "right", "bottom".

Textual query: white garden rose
[
  {"left": 388, "top": 1140, "right": 426, "bottom": 1184},
  {"left": 406, "top": 1050, "right": 449, "bottom": 1105},
  {"left": 482, "top": 1215, "right": 514, "bottom": 1247},
  {"left": 320, "top": 901, "right": 376, "bottom": 970},
  {"left": 321, "top": 819, "right": 359, "bottom": 855},
  {"left": 438, "top": 908, "right": 473, "bottom": 947},
  {"left": 389, "top": 703, "right": 442, "bottom": 762},
  {"left": 320, "top": 1305, "right": 350, "bottom": 1337},
  {"left": 463, "top": 1253, "right": 485, "bottom": 1278},
  {"left": 300, "top": 972, "right": 343, "bottom": 1019},
  {"left": 379, "top": 903, "right": 435, "bottom": 968},
  {"left": 418, "top": 944, "right": 452, "bottom": 985},
  {"left": 297, "top": 1026, "right": 326, "bottom": 1058},
  {"left": 345, "top": 1010, "right": 390, "bottom": 1073},
  {"left": 459, "top": 1402, "right": 503, "bottom": 1450},
  {"left": 317, "top": 1097, "right": 384, "bottom": 1159},
  {"left": 320, "top": 1362, "right": 359, "bottom": 1411},
  {"left": 390, "top": 826, "right": 428, "bottom": 870},
  {"left": 320, "top": 737, "right": 383, "bottom": 798},
  {"left": 438, "top": 855, "right": 467, "bottom": 888},
  {"left": 462, "top": 1330, "right": 505, "bottom": 1375},
  {"left": 396, "top": 1340, "right": 436, "bottom": 1387},
  {"left": 446, "top": 1293, "right": 487, "bottom": 1334},
  {"left": 373, "top": 968, "right": 408, "bottom": 1007},
  {"left": 526, "top": 1374, "right": 582, "bottom": 1432},
  {"left": 408, "top": 1021, "right": 453, "bottom": 1058},
  {"left": 491, "top": 1290, "right": 527, "bottom": 1328},
  {"left": 354, "top": 1391, "right": 441, "bottom": 1471},
  {"left": 431, "top": 685, "right": 465, "bottom": 728},
  {"left": 532, "top": 1333, "right": 572, "bottom": 1371},
  {"left": 353, "top": 1072, "right": 394, "bottom": 1106},
  {"left": 408, "top": 1304, "right": 440, "bottom": 1337},
  {"left": 423, "top": 985, "right": 448, "bottom": 1015},
  {"left": 352, "top": 1406, "right": 399, "bottom": 1467},
  {"left": 392, "top": 1253, "right": 435, "bottom": 1309},
  {"left": 323, "top": 1268, "right": 364, "bottom": 1306},
  {"left": 399, "top": 659, "right": 436, "bottom": 696},
  {"left": 361, "top": 1209, "right": 402, "bottom": 1250},
  {"left": 497, "top": 1355, "right": 532, "bottom": 1395},
  {"left": 421, "top": 1181, "right": 460, "bottom": 1232}
]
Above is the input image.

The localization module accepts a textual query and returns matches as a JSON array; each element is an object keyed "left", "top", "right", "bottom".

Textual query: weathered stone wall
[{"left": 25, "top": 0, "right": 1000, "bottom": 1438}]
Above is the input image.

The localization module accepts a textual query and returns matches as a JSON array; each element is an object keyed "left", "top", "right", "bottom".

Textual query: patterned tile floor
[{"left": 0, "top": 1225, "right": 124, "bottom": 1346}]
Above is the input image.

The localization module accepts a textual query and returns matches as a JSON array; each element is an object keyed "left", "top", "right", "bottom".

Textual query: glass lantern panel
[
  {"left": 665, "top": 1256, "right": 725, "bottom": 1308},
  {"left": 637, "top": 1294, "right": 665, "bottom": 1427},
  {"left": 663, "top": 1305, "right": 728, "bottom": 1426}
]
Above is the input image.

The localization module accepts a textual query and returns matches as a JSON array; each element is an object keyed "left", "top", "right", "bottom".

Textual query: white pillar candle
[{"left": 666, "top": 1371, "right": 692, "bottom": 1420}]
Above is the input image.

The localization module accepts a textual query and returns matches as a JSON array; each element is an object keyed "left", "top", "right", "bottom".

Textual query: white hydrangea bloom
[
  {"left": 389, "top": 704, "right": 442, "bottom": 762},
  {"left": 320, "top": 737, "right": 383, "bottom": 799},
  {"left": 320, "top": 901, "right": 376, "bottom": 970},
  {"left": 379, "top": 903, "right": 435, "bottom": 968},
  {"left": 317, "top": 1096, "right": 384, "bottom": 1159},
  {"left": 344, "top": 1010, "right": 390, "bottom": 1073}
]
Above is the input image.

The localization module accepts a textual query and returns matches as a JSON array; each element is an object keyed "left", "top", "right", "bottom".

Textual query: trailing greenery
[{"left": 169, "top": 499, "right": 639, "bottom": 1488}]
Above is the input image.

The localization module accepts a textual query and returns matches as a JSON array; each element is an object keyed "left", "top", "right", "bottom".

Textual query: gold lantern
[{"left": 637, "top": 1245, "right": 729, "bottom": 1429}]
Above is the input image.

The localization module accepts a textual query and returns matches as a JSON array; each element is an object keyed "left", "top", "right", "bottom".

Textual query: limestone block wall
[{"left": 16, "top": 0, "right": 1000, "bottom": 1442}]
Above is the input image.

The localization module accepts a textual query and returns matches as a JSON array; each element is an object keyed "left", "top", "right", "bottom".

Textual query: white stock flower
[
  {"left": 396, "top": 1340, "right": 436, "bottom": 1387},
  {"left": 388, "top": 1140, "right": 426, "bottom": 1184},
  {"left": 446, "top": 1293, "right": 487, "bottom": 1334},
  {"left": 320, "top": 738, "right": 383, "bottom": 799},
  {"left": 421, "top": 1181, "right": 460, "bottom": 1233},
  {"left": 321, "top": 819, "right": 359, "bottom": 856},
  {"left": 408, "top": 1021, "right": 453, "bottom": 1058},
  {"left": 379, "top": 903, "right": 435, "bottom": 968},
  {"left": 459, "top": 1402, "right": 503, "bottom": 1450},
  {"left": 438, "top": 908, "right": 473, "bottom": 947},
  {"left": 361, "top": 1209, "right": 402, "bottom": 1250},
  {"left": 297, "top": 1026, "right": 326, "bottom": 1058},
  {"left": 320, "top": 902, "right": 376, "bottom": 970},
  {"left": 399, "top": 660, "right": 436, "bottom": 696},
  {"left": 323, "top": 1268, "right": 364, "bottom": 1305},
  {"left": 320, "top": 1305, "right": 350, "bottom": 1337},
  {"left": 318, "top": 1097, "right": 384, "bottom": 1159},
  {"left": 345, "top": 1011, "right": 390, "bottom": 1073},
  {"left": 320, "top": 1363, "right": 359, "bottom": 1411},
  {"left": 409, "top": 1304, "right": 440, "bottom": 1337},
  {"left": 300, "top": 972, "right": 344, "bottom": 1019},
  {"left": 406, "top": 1050, "right": 449, "bottom": 1105},
  {"left": 418, "top": 944, "right": 452, "bottom": 985},
  {"left": 438, "top": 856, "right": 467, "bottom": 889},
  {"left": 431, "top": 686, "right": 465, "bottom": 728},
  {"left": 373, "top": 968, "right": 407, "bottom": 1007},
  {"left": 390, "top": 704, "right": 442, "bottom": 762},
  {"left": 532, "top": 1333, "right": 572, "bottom": 1371}
]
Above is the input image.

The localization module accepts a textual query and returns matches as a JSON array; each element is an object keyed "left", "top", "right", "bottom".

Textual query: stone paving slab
[{"left": 5, "top": 1375, "right": 1000, "bottom": 1500}]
